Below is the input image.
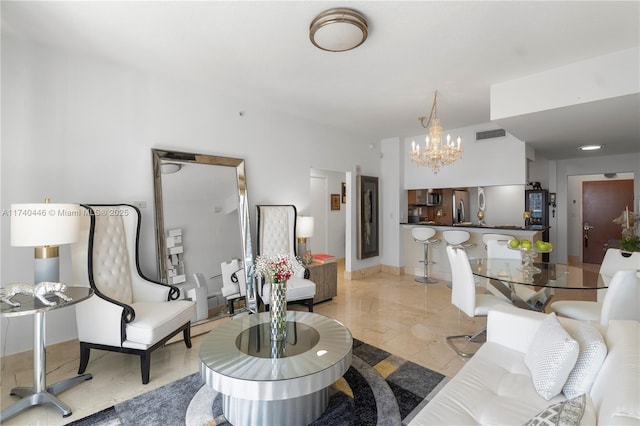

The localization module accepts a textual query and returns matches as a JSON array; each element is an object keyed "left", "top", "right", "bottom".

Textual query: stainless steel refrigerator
[{"left": 452, "top": 190, "right": 470, "bottom": 223}]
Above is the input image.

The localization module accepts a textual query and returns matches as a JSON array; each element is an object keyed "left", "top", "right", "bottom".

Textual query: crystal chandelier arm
[{"left": 419, "top": 91, "right": 439, "bottom": 129}]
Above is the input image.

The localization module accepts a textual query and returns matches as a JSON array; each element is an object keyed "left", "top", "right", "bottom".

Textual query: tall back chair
[
  {"left": 551, "top": 269, "right": 640, "bottom": 325},
  {"left": 446, "top": 246, "right": 510, "bottom": 357},
  {"left": 71, "top": 204, "right": 195, "bottom": 384},
  {"left": 256, "top": 205, "right": 316, "bottom": 312}
]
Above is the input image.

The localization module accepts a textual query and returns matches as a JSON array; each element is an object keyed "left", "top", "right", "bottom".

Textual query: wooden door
[{"left": 582, "top": 179, "right": 634, "bottom": 264}]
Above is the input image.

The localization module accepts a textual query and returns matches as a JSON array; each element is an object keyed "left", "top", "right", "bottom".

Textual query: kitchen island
[{"left": 402, "top": 223, "right": 545, "bottom": 281}]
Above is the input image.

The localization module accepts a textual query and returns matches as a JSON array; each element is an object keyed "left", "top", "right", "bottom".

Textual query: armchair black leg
[
  {"left": 227, "top": 299, "right": 235, "bottom": 315},
  {"left": 308, "top": 299, "right": 314, "bottom": 312},
  {"left": 140, "top": 352, "right": 151, "bottom": 385},
  {"left": 183, "top": 325, "right": 192, "bottom": 348},
  {"left": 78, "top": 342, "right": 91, "bottom": 374}
]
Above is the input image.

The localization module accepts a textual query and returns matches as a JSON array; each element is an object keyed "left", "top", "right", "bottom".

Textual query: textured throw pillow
[
  {"left": 563, "top": 323, "right": 607, "bottom": 399},
  {"left": 524, "top": 394, "right": 587, "bottom": 426},
  {"left": 525, "top": 313, "right": 579, "bottom": 400}
]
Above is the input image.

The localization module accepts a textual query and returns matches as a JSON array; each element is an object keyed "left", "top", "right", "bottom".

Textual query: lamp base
[{"left": 35, "top": 257, "right": 59, "bottom": 283}]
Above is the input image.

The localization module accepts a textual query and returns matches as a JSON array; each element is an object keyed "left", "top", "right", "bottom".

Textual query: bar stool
[
  {"left": 481, "top": 233, "right": 514, "bottom": 250},
  {"left": 442, "top": 230, "right": 475, "bottom": 250},
  {"left": 412, "top": 227, "right": 440, "bottom": 283}
]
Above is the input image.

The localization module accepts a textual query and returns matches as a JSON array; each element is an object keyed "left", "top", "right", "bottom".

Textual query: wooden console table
[{"left": 307, "top": 262, "right": 337, "bottom": 303}]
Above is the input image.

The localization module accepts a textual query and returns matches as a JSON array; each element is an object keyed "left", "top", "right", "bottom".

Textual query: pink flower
[{"left": 254, "top": 254, "right": 297, "bottom": 283}]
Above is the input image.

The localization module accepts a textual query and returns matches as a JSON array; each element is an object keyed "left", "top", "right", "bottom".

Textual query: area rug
[{"left": 68, "top": 339, "right": 448, "bottom": 426}]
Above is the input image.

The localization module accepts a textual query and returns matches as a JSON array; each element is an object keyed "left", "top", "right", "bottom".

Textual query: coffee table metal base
[{"left": 223, "top": 387, "right": 329, "bottom": 426}]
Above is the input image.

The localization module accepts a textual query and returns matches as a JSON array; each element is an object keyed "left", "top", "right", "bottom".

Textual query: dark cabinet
[
  {"left": 307, "top": 262, "right": 337, "bottom": 303},
  {"left": 525, "top": 189, "right": 550, "bottom": 261}
]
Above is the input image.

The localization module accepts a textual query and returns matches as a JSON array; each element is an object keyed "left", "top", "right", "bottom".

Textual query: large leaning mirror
[{"left": 152, "top": 149, "right": 257, "bottom": 323}]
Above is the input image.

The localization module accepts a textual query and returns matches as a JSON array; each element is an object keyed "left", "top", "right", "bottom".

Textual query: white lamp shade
[
  {"left": 10, "top": 203, "right": 81, "bottom": 246},
  {"left": 297, "top": 216, "right": 315, "bottom": 239}
]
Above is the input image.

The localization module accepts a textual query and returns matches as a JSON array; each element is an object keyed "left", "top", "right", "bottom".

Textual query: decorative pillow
[
  {"left": 525, "top": 313, "right": 579, "bottom": 400},
  {"left": 524, "top": 394, "right": 588, "bottom": 426},
  {"left": 563, "top": 323, "right": 607, "bottom": 398}
]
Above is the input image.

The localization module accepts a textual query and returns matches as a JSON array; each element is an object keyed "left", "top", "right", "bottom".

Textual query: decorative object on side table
[
  {"left": 255, "top": 254, "right": 297, "bottom": 341},
  {"left": 0, "top": 282, "right": 71, "bottom": 307},
  {"left": 613, "top": 206, "right": 639, "bottom": 253}
]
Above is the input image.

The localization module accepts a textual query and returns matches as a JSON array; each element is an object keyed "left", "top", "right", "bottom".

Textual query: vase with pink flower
[{"left": 255, "top": 253, "right": 297, "bottom": 341}]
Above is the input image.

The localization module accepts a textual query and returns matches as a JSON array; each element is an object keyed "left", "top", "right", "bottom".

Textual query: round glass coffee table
[{"left": 199, "top": 311, "right": 352, "bottom": 426}]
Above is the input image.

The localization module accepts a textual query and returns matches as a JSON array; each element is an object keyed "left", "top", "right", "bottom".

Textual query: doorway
[
  {"left": 309, "top": 168, "right": 347, "bottom": 258},
  {"left": 582, "top": 178, "right": 634, "bottom": 263}
]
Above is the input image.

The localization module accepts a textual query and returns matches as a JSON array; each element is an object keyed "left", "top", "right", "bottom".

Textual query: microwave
[{"left": 426, "top": 192, "right": 442, "bottom": 206}]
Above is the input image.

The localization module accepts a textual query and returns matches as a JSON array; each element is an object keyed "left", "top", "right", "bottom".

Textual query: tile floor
[{"left": 0, "top": 259, "right": 595, "bottom": 425}]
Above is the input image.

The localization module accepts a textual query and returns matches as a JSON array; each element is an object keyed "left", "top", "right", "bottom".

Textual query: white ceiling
[{"left": 2, "top": 1, "right": 639, "bottom": 160}]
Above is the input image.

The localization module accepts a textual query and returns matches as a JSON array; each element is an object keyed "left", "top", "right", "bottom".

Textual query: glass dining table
[{"left": 469, "top": 258, "right": 610, "bottom": 311}]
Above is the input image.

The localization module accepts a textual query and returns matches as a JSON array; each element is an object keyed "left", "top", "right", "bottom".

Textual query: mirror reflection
[{"left": 152, "top": 149, "right": 256, "bottom": 324}]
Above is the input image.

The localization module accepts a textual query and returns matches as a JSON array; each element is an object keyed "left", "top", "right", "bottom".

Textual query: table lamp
[
  {"left": 10, "top": 199, "right": 81, "bottom": 283},
  {"left": 296, "top": 216, "right": 314, "bottom": 259}
]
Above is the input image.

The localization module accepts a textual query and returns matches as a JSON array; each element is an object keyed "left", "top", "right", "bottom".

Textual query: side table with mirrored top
[{"left": 1, "top": 286, "right": 93, "bottom": 422}]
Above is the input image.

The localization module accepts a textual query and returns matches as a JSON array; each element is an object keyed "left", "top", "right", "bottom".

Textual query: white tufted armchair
[
  {"left": 71, "top": 204, "right": 195, "bottom": 384},
  {"left": 256, "top": 205, "right": 316, "bottom": 312}
]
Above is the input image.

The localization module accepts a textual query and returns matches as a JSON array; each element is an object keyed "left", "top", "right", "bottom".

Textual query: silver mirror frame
[{"left": 151, "top": 148, "right": 257, "bottom": 314}]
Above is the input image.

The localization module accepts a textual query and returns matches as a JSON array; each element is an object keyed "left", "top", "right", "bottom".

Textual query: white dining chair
[
  {"left": 446, "top": 246, "right": 510, "bottom": 357},
  {"left": 550, "top": 269, "right": 640, "bottom": 325},
  {"left": 594, "top": 248, "right": 640, "bottom": 302}
]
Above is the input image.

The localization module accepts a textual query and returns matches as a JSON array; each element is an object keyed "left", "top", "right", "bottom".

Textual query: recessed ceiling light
[
  {"left": 310, "top": 8, "right": 368, "bottom": 52},
  {"left": 579, "top": 144, "right": 604, "bottom": 151}
]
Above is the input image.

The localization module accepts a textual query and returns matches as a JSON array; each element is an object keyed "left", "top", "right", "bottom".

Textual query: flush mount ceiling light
[
  {"left": 310, "top": 8, "right": 368, "bottom": 52},
  {"left": 579, "top": 144, "right": 604, "bottom": 151}
]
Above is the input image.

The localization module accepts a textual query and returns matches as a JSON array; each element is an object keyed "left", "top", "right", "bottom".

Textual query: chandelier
[{"left": 410, "top": 91, "right": 463, "bottom": 173}]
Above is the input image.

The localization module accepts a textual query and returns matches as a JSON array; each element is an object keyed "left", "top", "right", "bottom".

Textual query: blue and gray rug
[{"left": 69, "top": 339, "right": 447, "bottom": 425}]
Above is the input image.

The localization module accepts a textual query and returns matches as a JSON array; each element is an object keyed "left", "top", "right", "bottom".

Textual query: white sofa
[{"left": 410, "top": 305, "right": 639, "bottom": 425}]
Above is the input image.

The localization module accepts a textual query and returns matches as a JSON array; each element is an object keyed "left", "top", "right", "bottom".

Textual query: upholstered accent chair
[
  {"left": 71, "top": 204, "right": 195, "bottom": 384},
  {"left": 256, "top": 205, "right": 316, "bottom": 312}
]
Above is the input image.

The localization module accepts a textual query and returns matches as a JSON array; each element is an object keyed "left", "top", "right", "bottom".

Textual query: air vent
[{"left": 476, "top": 129, "right": 506, "bottom": 141}]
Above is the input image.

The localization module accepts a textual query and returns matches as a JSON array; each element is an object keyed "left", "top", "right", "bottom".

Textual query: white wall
[
  {"left": 0, "top": 36, "right": 380, "bottom": 355},
  {"left": 491, "top": 48, "right": 639, "bottom": 118},
  {"left": 551, "top": 153, "right": 639, "bottom": 264},
  {"left": 404, "top": 124, "right": 527, "bottom": 189},
  {"left": 380, "top": 137, "right": 403, "bottom": 268}
]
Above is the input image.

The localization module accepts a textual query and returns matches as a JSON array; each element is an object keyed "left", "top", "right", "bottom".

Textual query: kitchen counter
[
  {"left": 402, "top": 224, "right": 545, "bottom": 281},
  {"left": 401, "top": 222, "right": 550, "bottom": 231}
]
